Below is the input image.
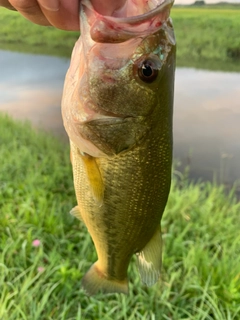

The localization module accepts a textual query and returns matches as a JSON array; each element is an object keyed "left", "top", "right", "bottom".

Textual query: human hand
[
  {"left": 0, "top": 0, "right": 79, "bottom": 30},
  {"left": 0, "top": 0, "right": 127, "bottom": 31}
]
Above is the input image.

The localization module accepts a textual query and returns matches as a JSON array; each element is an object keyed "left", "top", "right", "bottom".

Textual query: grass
[
  {"left": 171, "top": 6, "right": 240, "bottom": 71},
  {"left": 1, "top": 113, "right": 240, "bottom": 319},
  {"left": 0, "top": 5, "right": 240, "bottom": 71},
  {"left": 0, "top": 8, "right": 79, "bottom": 57}
]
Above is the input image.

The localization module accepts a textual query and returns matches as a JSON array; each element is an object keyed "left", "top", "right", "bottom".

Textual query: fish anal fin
[
  {"left": 82, "top": 262, "right": 128, "bottom": 296},
  {"left": 70, "top": 205, "right": 82, "bottom": 221},
  {"left": 136, "top": 227, "right": 162, "bottom": 287},
  {"left": 78, "top": 151, "right": 104, "bottom": 206}
]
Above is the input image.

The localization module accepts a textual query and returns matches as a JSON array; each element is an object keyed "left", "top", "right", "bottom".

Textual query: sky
[{"left": 174, "top": 0, "right": 240, "bottom": 4}]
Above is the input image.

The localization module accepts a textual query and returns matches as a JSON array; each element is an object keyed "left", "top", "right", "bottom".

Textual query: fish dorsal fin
[
  {"left": 136, "top": 227, "right": 162, "bottom": 286},
  {"left": 78, "top": 150, "right": 104, "bottom": 206}
]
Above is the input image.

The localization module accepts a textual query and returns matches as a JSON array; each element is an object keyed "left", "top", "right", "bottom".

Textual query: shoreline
[{"left": 0, "top": 6, "right": 240, "bottom": 72}]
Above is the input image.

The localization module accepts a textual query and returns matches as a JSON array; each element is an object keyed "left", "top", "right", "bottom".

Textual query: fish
[{"left": 61, "top": 0, "right": 176, "bottom": 295}]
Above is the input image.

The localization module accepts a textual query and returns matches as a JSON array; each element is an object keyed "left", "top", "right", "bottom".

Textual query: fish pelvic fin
[
  {"left": 70, "top": 205, "right": 82, "bottom": 221},
  {"left": 136, "top": 227, "right": 162, "bottom": 287},
  {"left": 78, "top": 151, "right": 104, "bottom": 206},
  {"left": 82, "top": 262, "right": 128, "bottom": 296}
]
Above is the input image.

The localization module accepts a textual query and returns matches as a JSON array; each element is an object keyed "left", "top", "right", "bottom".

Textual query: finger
[
  {"left": 38, "top": 0, "right": 80, "bottom": 31},
  {"left": 0, "top": 0, "right": 15, "bottom": 10},
  {"left": 8, "top": 0, "right": 51, "bottom": 26},
  {"left": 91, "top": 0, "right": 127, "bottom": 16}
]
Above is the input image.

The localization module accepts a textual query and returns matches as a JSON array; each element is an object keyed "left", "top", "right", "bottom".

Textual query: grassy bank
[
  {"left": 0, "top": 113, "right": 240, "bottom": 319},
  {"left": 171, "top": 6, "right": 240, "bottom": 71},
  {"left": 0, "top": 8, "right": 79, "bottom": 57},
  {"left": 0, "top": 5, "right": 240, "bottom": 71}
]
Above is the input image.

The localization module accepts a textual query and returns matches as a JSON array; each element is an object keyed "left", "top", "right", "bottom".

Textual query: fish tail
[{"left": 81, "top": 262, "right": 128, "bottom": 295}]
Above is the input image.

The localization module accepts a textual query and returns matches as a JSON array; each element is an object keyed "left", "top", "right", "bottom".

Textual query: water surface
[
  {"left": 0, "top": 50, "right": 69, "bottom": 136},
  {"left": 0, "top": 50, "right": 240, "bottom": 185},
  {"left": 174, "top": 68, "right": 240, "bottom": 185}
]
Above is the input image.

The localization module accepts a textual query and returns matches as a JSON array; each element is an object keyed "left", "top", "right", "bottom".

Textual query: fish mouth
[{"left": 81, "top": 0, "right": 174, "bottom": 43}]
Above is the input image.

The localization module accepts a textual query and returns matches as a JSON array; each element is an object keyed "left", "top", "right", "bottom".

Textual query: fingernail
[{"left": 38, "top": 0, "right": 60, "bottom": 12}]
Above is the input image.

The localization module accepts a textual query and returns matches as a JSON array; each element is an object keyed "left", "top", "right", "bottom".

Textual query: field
[
  {"left": 0, "top": 8, "right": 79, "bottom": 57},
  {"left": 1, "top": 114, "right": 240, "bottom": 319},
  {"left": 0, "top": 5, "right": 240, "bottom": 71},
  {"left": 171, "top": 5, "right": 240, "bottom": 71}
]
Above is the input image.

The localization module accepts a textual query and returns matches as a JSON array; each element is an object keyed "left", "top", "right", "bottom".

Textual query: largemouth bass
[{"left": 62, "top": 0, "right": 176, "bottom": 295}]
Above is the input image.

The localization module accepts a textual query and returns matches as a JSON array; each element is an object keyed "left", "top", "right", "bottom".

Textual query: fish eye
[{"left": 138, "top": 60, "right": 158, "bottom": 83}]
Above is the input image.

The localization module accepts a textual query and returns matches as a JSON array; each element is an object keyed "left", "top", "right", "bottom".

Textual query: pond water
[{"left": 0, "top": 49, "right": 240, "bottom": 186}]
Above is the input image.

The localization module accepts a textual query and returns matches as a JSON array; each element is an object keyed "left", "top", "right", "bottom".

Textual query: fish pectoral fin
[
  {"left": 78, "top": 150, "right": 104, "bottom": 206},
  {"left": 70, "top": 205, "right": 82, "bottom": 221},
  {"left": 136, "top": 227, "right": 162, "bottom": 287}
]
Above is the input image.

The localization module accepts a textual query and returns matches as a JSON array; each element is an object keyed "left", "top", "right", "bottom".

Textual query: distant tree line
[{"left": 193, "top": 0, "right": 205, "bottom": 5}]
